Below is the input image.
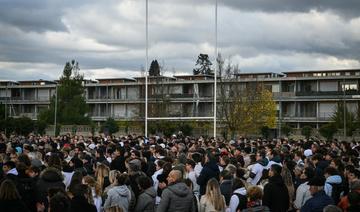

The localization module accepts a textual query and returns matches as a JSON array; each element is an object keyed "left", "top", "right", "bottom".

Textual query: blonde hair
[
  {"left": 83, "top": 175, "right": 102, "bottom": 196},
  {"left": 205, "top": 178, "right": 225, "bottom": 211},
  {"left": 95, "top": 164, "right": 110, "bottom": 190},
  {"left": 109, "top": 170, "right": 120, "bottom": 184}
]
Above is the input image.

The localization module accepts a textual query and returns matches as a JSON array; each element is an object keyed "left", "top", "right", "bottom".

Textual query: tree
[
  {"left": 281, "top": 124, "right": 293, "bottom": 137},
  {"left": 38, "top": 60, "right": 90, "bottom": 128},
  {"left": 301, "top": 125, "right": 313, "bottom": 139},
  {"left": 319, "top": 123, "right": 337, "bottom": 141},
  {"left": 101, "top": 118, "right": 119, "bottom": 135},
  {"left": 331, "top": 102, "right": 356, "bottom": 136},
  {"left": 149, "top": 60, "right": 160, "bottom": 76},
  {"left": 217, "top": 54, "right": 276, "bottom": 137},
  {"left": 193, "top": 53, "right": 213, "bottom": 75},
  {"left": 14, "top": 116, "right": 34, "bottom": 136},
  {"left": 261, "top": 126, "right": 270, "bottom": 139}
]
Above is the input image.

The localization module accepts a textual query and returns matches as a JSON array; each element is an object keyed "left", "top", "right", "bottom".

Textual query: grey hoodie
[
  {"left": 134, "top": 187, "right": 157, "bottom": 212},
  {"left": 157, "top": 182, "right": 195, "bottom": 212},
  {"left": 104, "top": 185, "right": 131, "bottom": 211}
]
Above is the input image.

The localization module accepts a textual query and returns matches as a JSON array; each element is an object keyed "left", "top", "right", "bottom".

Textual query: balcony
[{"left": 295, "top": 90, "right": 359, "bottom": 96}]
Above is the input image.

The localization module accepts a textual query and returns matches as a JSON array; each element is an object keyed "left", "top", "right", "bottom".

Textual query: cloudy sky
[{"left": 1, "top": 0, "right": 360, "bottom": 80}]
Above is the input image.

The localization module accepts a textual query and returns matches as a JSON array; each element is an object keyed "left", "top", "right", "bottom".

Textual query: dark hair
[
  {"left": 183, "top": 178, "right": 193, "bottom": 188},
  {"left": 232, "top": 178, "right": 245, "bottom": 191},
  {"left": 136, "top": 176, "right": 152, "bottom": 190},
  {"left": 49, "top": 192, "right": 70, "bottom": 212},
  {"left": 17, "top": 154, "right": 31, "bottom": 167},
  {"left": 186, "top": 159, "right": 196, "bottom": 168},
  {"left": 71, "top": 184, "right": 89, "bottom": 197},
  {"left": 0, "top": 180, "right": 20, "bottom": 200},
  {"left": 3, "top": 161, "right": 16, "bottom": 169},
  {"left": 191, "top": 153, "right": 202, "bottom": 163},
  {"left": 116, "top": 173, "right": 129, "bottom": 185},
  {"left": 324, "top": 167, "right": 339, "bottom": 176},
  {"left": 220, "top": 170, "right": 232, "bottom": 180},
  {"left": 304, "top": 167, "right": 315, "bottom": 180},
  {"left": 270, "top": 164, "right": 282, "bottom": 176}
]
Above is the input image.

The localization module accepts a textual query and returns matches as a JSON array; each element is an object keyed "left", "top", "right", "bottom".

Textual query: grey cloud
[{"left": 222, "top": 0, "right": 360, "bottom": 19}]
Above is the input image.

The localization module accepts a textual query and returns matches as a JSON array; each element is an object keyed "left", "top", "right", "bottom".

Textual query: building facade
[{"left": 1, "top": 69, "right": 360, "bottom": 135}]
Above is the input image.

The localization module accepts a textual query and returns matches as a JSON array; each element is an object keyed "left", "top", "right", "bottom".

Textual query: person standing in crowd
[
  {"left": 262, "top": 164, "right": 289, "bottom": 212},
  {"left": 294, "top": 167, "right": 315, "bottom": 210},
  {"left": 157, "top": 170, "right": 194, "bottom": 212},
  {"left": 199, "top": 178, "right": 226, "bottom": 212},
  {"left": 111, "top": 147, "right": 126, "bottom": 173},
  {"left": 229, "top": 178, "right": 247, "bottom": 212},
  {"left": 134, "top": 176, "right": 156, "bottom": 212},
  {"left": 248, "top": 150, "right": 267, "bottom": 186},
  {"left": 186, "top": 159, "right": 200, "bottom": 197},
  {"left": 324, "top": 167, "right": 344, "bottom": 204},
  {"left": 197, "top": 152, "right": 220, "bottom": 196},
  {"left": 242, "top": 186, "right": 269, "bottom": 212},
  {"left": 219, "top": 169, "right": 233, "bottom": 206},
  {"left": 82, "top": 176, "right": 102, "bottom": 212},
  {"left": 301, "top": 176, "right": 334, "bottom": 212},
  {"left": 104, "top": 173, "right": 131, "bottom": 212},
  {"left": 0, "top": 179, "right": 30, "bottom": 212},
  {"left": 70, "top": 184, "right": 97, "bottom": 212}
]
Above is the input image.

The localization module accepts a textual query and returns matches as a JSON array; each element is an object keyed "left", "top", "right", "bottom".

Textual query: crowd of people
[{"left": 1, "top": 132, "right": 360, "bottom": 212}]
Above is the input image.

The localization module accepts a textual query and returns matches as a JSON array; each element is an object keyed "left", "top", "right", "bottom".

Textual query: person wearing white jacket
[
  {"left": 229, "top": 178, "right": 247, "bottom": 212},
  {"left": 294, "top": 167, "right": 314, "bottom": 210}
]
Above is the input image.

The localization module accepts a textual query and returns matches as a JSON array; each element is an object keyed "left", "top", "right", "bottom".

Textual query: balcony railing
[{"left": 295, "top": 90, "right": 359, "bottom": 96}]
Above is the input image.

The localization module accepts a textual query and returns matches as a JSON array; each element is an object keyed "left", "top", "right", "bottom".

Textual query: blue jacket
[
  {"left": 324, "top": 175, "right": 342, "bottom": 197},
  {"left": 301, "top": 190, "right": 334, "bottom": 212},
  {"left": 197, "top": 161, "right": 219, "bottom": 196}
]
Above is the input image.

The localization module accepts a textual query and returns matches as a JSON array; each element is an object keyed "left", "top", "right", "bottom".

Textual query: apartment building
[{"left": 1, "top": 69, "right": 359, "bottom": 134}]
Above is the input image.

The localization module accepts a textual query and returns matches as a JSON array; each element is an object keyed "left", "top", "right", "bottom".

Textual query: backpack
[
  {"left": 327, "top": 182, "right": 344, "bottom": 205},
  {"left": 233, "top": 193, "right": 247, "bottom": 212}
]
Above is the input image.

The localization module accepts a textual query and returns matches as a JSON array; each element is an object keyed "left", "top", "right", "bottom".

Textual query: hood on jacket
[
  {"left": 233, "top": 187, "right": 247, "bottom": 196},
  {"left": 167, "top": 182, "right": 191, "bottom": 197},
  {"left": 258, "top": 158, "right": 269, "bottom": 166},
  {"left": 326, "top": 175, "right": 342, "bottom": 184},
  {"left": 111, "top": 185, "right": 130, "bottom": 197},
  {"left": 144, "top": 187, "right": 157, "bottom": 198},
  {"left": 41, "top": 167, "right": 63, "bottom": 182}
]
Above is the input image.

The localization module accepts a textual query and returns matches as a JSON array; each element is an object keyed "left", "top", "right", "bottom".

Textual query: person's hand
[{"left": 36, "top": 202, "right": 45, "bottom": 212}]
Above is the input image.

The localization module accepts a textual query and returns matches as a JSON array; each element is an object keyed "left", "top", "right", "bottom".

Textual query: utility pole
[
  {"left": 54, "top": 85, "right": 58, "bottom": 136},
  {"left": 214, "top": 0, "right": 218, "bottom": 138},
  {"left": 343, "top": 77, "right": 346, "bottom": 139}
]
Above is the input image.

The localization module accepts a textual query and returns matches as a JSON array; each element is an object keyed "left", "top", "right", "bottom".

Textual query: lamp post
[
  {"left": 54, "top": 85, "right": 58, "bottom": 136},
  {"left": 145, "top": 0, "right": 149, "bottom": 137},
  {"left": 214, "top": 0, "right": 218, "bottom": 138}
]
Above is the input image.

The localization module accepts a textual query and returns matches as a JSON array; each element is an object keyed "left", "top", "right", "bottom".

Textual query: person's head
[
  {"left": 71, "top": 184, "right": 91, "bottom": 200},
  {"left": 136, "top": 176, "right": 152, "bottom": 192},
  {"left": 311, "top": 153, "right": 323, "bottom": 165},
  {"left": 247, "top": 186, "right": 263, "bottom": 202},
  {"left": 256, "top": 150, "right": 266, "bottom": 161},
  {"left": 232, "top": 177, "right": 245, "bottom": 191},
  {"left": 323, "top": 205, "right": 342, "bottom": 212},
  {"left": 155, "top": 160, "right": 165, "bottom": 171},
  {"left": 300, "top": 167, "right": 315, "bottom": 181},
  {"left": 0, "top": 180, "right": 20, "bottom": 200},
  {"left": 269, "top": 164, "right": 282, "bottom": 177},
  {"left": 307, "top": 176, "right": 325, "bottom": 195},
  {"left": 82, "top": 175, "right": 101, "bottom": 196},
  {"left": 116, "top": 173, "right": 128, "bottom": 186},
  {"left": 167, "top": 170, "right": 182, "bottom": 184},
  {"left": 2, "top": 161, "right": 16, "bottom": 174},
  {"left": 205, "top": 178, "right": 225, "bottom": 211},
  {"left": 182, "top": 176, "right": 192, "bottom": 188},
  {"left": 294, "top": 151, "right": 303, "bottom": 162},
  {"left": 185, "top": 159, "right": 195, "bottom": 172},
  {"left": 220, "top": 170, "right": 232, "bottom": 182},
  {"left": 324, "top": 167, "right": 339, "bottom": 178},
  {"left": 28, "top": 166, "right": 41, "bottom": 178},
  {"left": 109, "top": 170, "right": 120, "bottom": 184},
  {"left": 191, "top": 152, "right": 202, "bottom": 163},
  {"left": 49, "top": 192, "right": 71, "bottom": 212}
]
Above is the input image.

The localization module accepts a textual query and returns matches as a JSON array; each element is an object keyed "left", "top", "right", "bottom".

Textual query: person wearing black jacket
[
  {"left": 197, "top": 152, "right": 220, "bottom": 196},
  {"left": 262, "top": 164, "right": 289, "bottom": 212},
  {"left": 110, "top": 147, "right": 126, "bottom": 173}
]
